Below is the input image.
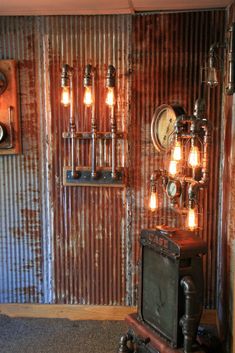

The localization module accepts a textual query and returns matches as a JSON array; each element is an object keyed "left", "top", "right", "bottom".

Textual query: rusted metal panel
[
  {"left": 39, "top": 15, "right": 131, "bottom": 304},
  {"left": 131, "top": 11, "right": 225, "bottom": 308},
  {"left": 0, "top": 11, "right": 225, "bottom": 307},
  {"left": 0, "top": 17, "right": 43, "bottom": 303}
]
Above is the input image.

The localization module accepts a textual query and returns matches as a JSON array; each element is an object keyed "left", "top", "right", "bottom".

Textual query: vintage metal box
[{"left": 138, "top": 226, "right": 207, "bottom": 348}]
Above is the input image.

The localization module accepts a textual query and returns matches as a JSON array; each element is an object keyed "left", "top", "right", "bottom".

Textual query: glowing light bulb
[
  {"left": 84, "top": 86, "right": 93, "bottom": 106},
  {"left": 173, "top": 140, "right": 182, "bottom": 161},
  {"left": 188, "top": 208, "right": 197, "bottom": 230},
  {"left": 149, "top": 191, "right": 157, "bottom": 212},
  {"left": 169, "top": 160, "right": 177, "bottom": 176},
  {"left": 61, "top": 86, "right": 70, "bottom": 106},
  {"left": 106, "top": 87, "right": 115, "bottom": 107},
  {"left": 188, "top": 145, "right": 200, "bottom": 168}
]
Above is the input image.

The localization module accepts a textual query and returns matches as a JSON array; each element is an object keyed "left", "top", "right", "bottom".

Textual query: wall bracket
[{"left": 63, "top": 167, "right": 125, "bottom": 187}]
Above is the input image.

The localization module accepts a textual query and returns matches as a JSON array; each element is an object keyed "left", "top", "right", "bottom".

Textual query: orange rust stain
[
  {"left": 21, "top": 209, "right": 39, "bottom": 219},
  {"left": 22, "top": 262, "right": 34, "bottom": 271},
  {"left": 10, "top": 208, "right": 40, "bottom": 240},
  {"left": 11, "top": 227, "right": 23, "bottom": 239},
  {"left": 21, "top": 286, "right": 37, "bottom": 297}
]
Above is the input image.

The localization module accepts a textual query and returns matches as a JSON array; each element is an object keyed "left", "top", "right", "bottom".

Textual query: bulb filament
[
  {"left": 169, "top": 160, "right": 177, "bottom": 176},
  {"left": 188, "top": 208, "right": 197, "bottom": 230},
  {"left": 149, "top": 192, "right": 157, "bottom": 212},
  {"left": 84, "top": 86, "right": 93, "bottom": 106},
  {"left": 61, "top": 86, "right": 70, "bottom": 106},
  {"left": 188, "top": 145, "right": 200, "bottom": 167},
  {"left": 106, "top": 87, "right": 115, "bottom": 107},
  {"left": 173, "top": 140, "right": 182, "bottom": 161}
]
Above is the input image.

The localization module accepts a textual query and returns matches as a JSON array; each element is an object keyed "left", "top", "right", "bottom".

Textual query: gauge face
[
  {"left": 166, "top": 180, "right": 181, "bottom": 199},
  {"left": 0, "top": 71, "right": 8, "bottom": 95},
  {"left": 151, "top": 104, "right": 185, "bottom": 152},
  {"left": 0, "top": 123, "right": 7, "bottom": 143}
]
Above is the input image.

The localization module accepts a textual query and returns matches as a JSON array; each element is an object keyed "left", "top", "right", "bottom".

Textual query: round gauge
[
  {"left": 166, "top": 180, "right": 181, "bottom": 199},
  {"left": 0, "top": 71, "right": 7, "bottom": 95},
  {"left": 0, "top": 123, "right": 7, "bottom": 143},
  {"left": 151, "top": 104, "right": 185, "bottom": 152}
]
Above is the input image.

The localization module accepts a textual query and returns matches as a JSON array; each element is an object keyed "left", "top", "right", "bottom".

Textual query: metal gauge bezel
[
  {"left": 0, "top": 71, "right": 7, "bottom": 96},
  {"left": 166, "top": 180, "right": 182, "bottom": 199},
  {"left": 151, "top": 104, "right": 185, "bottom": 152},
  {"left": 0, "top": 122, "right": 8, "bottom": 143}
]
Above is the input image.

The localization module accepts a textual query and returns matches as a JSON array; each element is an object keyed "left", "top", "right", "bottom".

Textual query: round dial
[
  {"left": 151, "top": 104, "right": 185, "bottom": 152},
  {"left": 0, "top": 123, "right": 8, "bottom": 143},
  {"left": 166, "top": 180, "right": 181, "bottom": 199},
  {"left": 0, "top": 71, "right": 7, "bottom": 95}
]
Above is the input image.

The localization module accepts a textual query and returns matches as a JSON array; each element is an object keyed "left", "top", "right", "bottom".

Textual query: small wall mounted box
[{"left": 0, "top": 60, "right": 21, "bottom": 155}]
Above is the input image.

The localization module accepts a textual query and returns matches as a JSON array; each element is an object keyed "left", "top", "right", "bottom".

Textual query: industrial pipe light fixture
[
  {"left": 204, "top": 45, "right": 219, "bottom": 88},
  {"left": 149, "top": 99, "right": 211, "bottom": 230},
  {"left": 202, "top": 22, "right": 235, "bottom": 94},
  {"left": 83, "top": 64, "right": 96, "bottom": 179},
  {"left": 106, "top": 65, "right": 117, "bottom": 180},
  {"left": 61, "top": 64, "right": 78, "bottom": 179},
  {"left": 61, "top": 63, "right": 125, "bottom": 187}
]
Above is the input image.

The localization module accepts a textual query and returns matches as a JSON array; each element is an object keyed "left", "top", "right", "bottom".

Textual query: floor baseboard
[{"left": 0, "top": 304, "right": 217, "bottom": 324}]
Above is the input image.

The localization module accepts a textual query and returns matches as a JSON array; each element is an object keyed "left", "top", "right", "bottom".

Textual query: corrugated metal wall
[
  {"left": 130, "top": 11, "right": 225, "bottom": 308},
  {"left": 0, "top": 17, "right": 43, "bottom": 303},
  {"left": 39, "top": 15, "right": 131, "bottom": 304},
  {"left": 0, "top": 11, "right": 225, "bottom": 306}
]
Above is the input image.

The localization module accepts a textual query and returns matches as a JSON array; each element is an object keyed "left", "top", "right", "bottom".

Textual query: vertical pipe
[
  {"left": 111, "top": 104, "right": 117, "bottom": 179},
  {"left": 201, "top": 123, "right": 211, "bottom": 185},
  {"left": 69, "top": 71, "right": 78, "bottom": 178},
  {"left": 226, "top": 22, "right": 235, "bottom": 95},
  {"left": 180, "top": 276, "right": 202, "bottom": 353},
  {"left": 106, "top": 65, "right": 117, "bottom": 179},
  {"left": 91, "top": 73, "right": 97, "bottom": 178}
]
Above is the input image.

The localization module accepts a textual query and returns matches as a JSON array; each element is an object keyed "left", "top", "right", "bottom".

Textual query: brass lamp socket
[
  {"left": 188, "top": 181, "right": 198, "bottom": 200},
  {"left": 61, "top": 64, "right": 72, "bottom": 87},
  {"left": 150, "top": 174, "right": 157, "bottom": 192},
  {"left": 151, "top": 183, "right": 157, "bottom": 194},
  {"left": 84, "top": 64, "right": 93, "bottom": 87},
  {"left": 106, "top": 65, "right": 116, "bottom": 88}
]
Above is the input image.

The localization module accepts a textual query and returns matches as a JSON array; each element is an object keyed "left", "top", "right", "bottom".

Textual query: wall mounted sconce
[
  {"left": 0, "top": 60, "right": 21, "bottom": 155},
  {"left": 61, "top": 63, "right": 125, "bottom": 187},
  {"left": 149, "top": 99, "right": 211, "bottom": 230},
  {"left": 202, "top": 22, "right": 235, "bottom": 95},
  {"left": 205, "top": 45, "right": 219, "bottom": 88}
]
